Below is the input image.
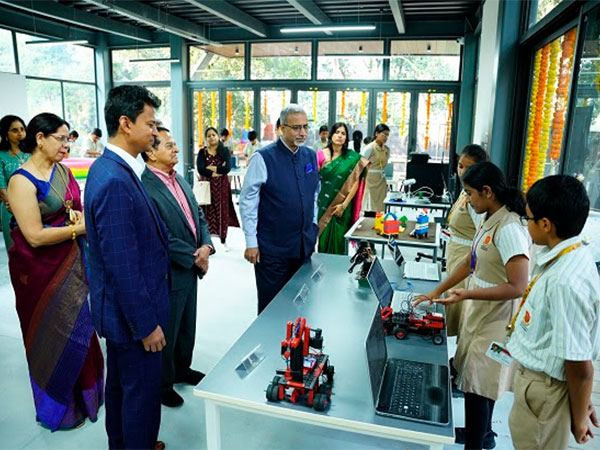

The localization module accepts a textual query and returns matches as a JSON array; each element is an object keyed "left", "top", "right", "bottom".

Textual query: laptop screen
[
  {"left": 367, "top": 257, "right": 394, "bottom": 309},
  {"left": 365, "top": 307, "right": 388, "bottom": 404}
]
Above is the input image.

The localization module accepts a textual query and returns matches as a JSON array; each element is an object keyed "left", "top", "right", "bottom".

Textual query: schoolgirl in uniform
[
  {"left": 445, "top": 144, "right": 488, "bottom": 337},
  {"left": 362, "top": 123, "right": 390, "bottom": 212},
  {"left": 415, "top": 162, "right": 530, "bottom": 449}
]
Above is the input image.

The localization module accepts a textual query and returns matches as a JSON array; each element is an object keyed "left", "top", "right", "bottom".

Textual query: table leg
[
  {"left": 345, "top": 238, "right": 349, "bottom": 255},
  {"left": 205, "top": 400, "right": 222, "bottom": 450},
  {"left": 433, "top": 246, "right": 438, "bottom": 262}
]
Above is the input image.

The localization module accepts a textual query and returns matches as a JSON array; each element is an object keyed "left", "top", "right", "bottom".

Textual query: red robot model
[
  {"left": 381, "top": 300, "right": 445, "bottom": 345},
  {"left": 266, "top": 317, "right": 334, "bottom": 411}
]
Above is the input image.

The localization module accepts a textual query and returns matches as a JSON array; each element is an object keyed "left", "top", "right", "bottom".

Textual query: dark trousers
[
  {"left": 162, "top": 283, "right": 197, "bottom": 391},
  {"left": 105, "top": 340, "right": 162, "bottom": 450},
  {"left": 254, "top": 252, "right": 305, "bottom": 314},
  {"left": 464, "top": 392, "right": 495, "bottom": 450}
]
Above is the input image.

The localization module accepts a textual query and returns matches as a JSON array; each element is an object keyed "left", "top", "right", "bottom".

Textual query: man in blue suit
[{"left": 85, "top": 85, "right": 169, "bottom": 450}]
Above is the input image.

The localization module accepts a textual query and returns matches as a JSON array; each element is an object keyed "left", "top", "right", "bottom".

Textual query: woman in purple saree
[{"left": 7, "top": 113, "right": 103, "bottom": 431}]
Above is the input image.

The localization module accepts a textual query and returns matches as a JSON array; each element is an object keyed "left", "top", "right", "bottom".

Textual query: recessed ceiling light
[{"left": 281, "top": 25, "right": 376, "bottom": 33}]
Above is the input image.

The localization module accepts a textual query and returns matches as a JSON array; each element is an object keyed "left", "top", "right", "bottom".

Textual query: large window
[
  {"left": 0, "top": 28, "right": 15, "bottom": 73},
  {"left": 63, "top": 83, "right": 97, "bottom": 138},
  {"left": 390, "top": 40, "right": 460, "bottom": 81},
  {"left": 112, "top": 47, "right": 171, "bottom": 82},
  {"left": 377, "top": 91, "right": 411, "bottom": 176},
  {"left": 416, "top": 92, "right": 454, "bottom": 161},
  {"left": 25, "top": 79, "right": 62, "bottom": 118},
  {"left": 530, "top": 0, "right": 565, "bottom": 27},
  {"left": 251, "top": 42, "right": 311, "bottom": 80},
  {"left": 17, "top": 33, "right": 94, "bottom": 82},
  {"left": 189, "top": 43, "right": 244, "bottom": 80},
  {"left": 564, "top": 11, "right": 600, "bottom": 209},
  {"left": 520, "top": 28, "right": 577, "bottom": 191},
  {"left": 335, "top": 90, "right": 369, "bottom": 139},
  {"left": 147, "top": 86, "right": 171, "bottom": 130},
  {"left": 318, "top": 40, "right": 384, "bottom": 80},
  {"left": 297, "top": 90, "right": 329, "bottom": 149}
]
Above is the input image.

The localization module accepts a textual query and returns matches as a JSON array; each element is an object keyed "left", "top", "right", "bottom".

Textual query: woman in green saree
[
  {"left": 0, "top": 115, "right": 29, "bottom": 253},
  {"left": 317, "top": 122, "right": 369, "bottom": 254}
]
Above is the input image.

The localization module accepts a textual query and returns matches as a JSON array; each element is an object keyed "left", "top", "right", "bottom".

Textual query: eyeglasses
[
  {"left": 49, "top": 134, "right": 70, "bottom": 144},
  {"left": 282, "top": 124, "right": 309, "bottom": 132},
  {"left": 519, "top": 215, "right": 537, "bottom": 226}
]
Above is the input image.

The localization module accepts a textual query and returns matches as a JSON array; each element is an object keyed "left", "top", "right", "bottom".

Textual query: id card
[{"left": 485, "top": 341, "right": 513, "bottom": 366}]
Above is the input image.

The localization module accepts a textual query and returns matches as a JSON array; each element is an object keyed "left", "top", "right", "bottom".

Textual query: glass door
[
  {"left": 260, "top": 89, "right": 291, "bottom": 146},
  {"left": 416, "top": 91, "right": 454, "bottom": 162},
  {"left": 225, "top": 89, "right": 254, "bottom": 164},
  {"left": 297, "top": 89, "right": 329, "bottom": 149},
  {"left": 335, "top": 90, "right": 369, "bottom": 143},
  {"left": 376, "top": 91, "right": 411, "bottom": 178},
  {"left": 192, "top": 89, "right": 220, "bottom": 152}
]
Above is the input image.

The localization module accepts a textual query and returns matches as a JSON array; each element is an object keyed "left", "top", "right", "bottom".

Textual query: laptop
[
  {"left": 403, "top": 261, "right": 441, "bottom": 281},
  {"left": 366, "top": 256, "right": 429, "bottom": 310},
  {"left": 365, "top": 309, "right": 450, "bottom": 425}
]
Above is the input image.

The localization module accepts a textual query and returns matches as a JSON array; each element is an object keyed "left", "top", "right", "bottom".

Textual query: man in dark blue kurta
[{"left": 240, "top": 105, "right": 320, "bottom": 314}]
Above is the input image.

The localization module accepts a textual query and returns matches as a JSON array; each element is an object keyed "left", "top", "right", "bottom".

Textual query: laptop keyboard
[{"left": 380, "top": 359, "right": 426, "bottom": 418}]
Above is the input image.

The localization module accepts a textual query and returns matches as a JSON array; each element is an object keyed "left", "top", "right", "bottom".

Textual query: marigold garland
[
  {"left": 536, "top": 38, "right": 560, "bottom": 179},
  {"left": 522, "top": 49, "right": 542, "bottom": 190},
  {"left": 382, "top": 92, "right": 388, "bottom": 123},
  {"left": 244, "top": 91, "right": 250, "bottom": 130},
  {"left": 424, "top": 92, "right": 431, "bottom": 150},
  {"left": 263, "top": 95, "right": 267, "bottom": 116},
  {"left": 210, "top": 91, "right": 216, "bottom": 127},
  {"left": 281, "top": 90, "right": 286, "bottom": 110},
  {"left": 400, "top": 92, "right": 407, "bottom": 137},
  {"left": 549, "top": 28, "right": 576, "bottom": 161},
  {"left": 526, "top": 45, "right": 550, "bottom": 189},
  {"left": 226, "top": 91, "right": 233, "bottom": 135},
  {"left": 360, "top": 91, "right": 366, "bottom": 118},
  {"left": 341, "top": 91, "right": 346, "bottom": 118},
  {"left": 313, "top": 90, "right": 318, "bottom": 122}
]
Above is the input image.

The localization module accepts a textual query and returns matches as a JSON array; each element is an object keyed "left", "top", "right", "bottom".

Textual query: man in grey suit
[{"left": 142, "top": 127, "right": 214, "bottom": 407}]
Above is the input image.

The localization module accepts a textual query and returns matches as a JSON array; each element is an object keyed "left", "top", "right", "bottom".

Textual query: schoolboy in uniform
[{"left": 507, "top": 175, "right": 600, "bottom": 449}]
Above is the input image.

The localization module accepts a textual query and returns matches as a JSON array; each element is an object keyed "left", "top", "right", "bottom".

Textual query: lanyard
[
  {"left": 506, "top": 241, "right": 582, "bottom": 338},
  {"left": 469, "top": 225, "right": 489, "bottom": 275}
]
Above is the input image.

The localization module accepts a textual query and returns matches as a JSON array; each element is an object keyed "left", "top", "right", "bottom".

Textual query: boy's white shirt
[{"left": 506, "top": 235, "right": 600, "bottom": 381}]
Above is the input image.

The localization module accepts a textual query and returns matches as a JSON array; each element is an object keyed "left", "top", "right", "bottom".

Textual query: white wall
[
  {"left": 0, "top": 72, "right": 28, "bottom": 121},
  {"left": 472, "top": 0, "right": 501, "bottom": 150}
]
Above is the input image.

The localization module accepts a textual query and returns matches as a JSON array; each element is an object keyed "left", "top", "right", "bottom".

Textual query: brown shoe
[{"left": 155, "top": 440, "right": 166, "bottom": 450}]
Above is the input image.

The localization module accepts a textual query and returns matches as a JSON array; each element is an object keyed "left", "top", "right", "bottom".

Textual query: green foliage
[
  {"left": 63, "top": 83, "right": 96, "bottom": 136},
  {"left": 189, "top": 47, "right": 244, "bottom": 80},
  {"left": 391, "top": 55, "right": 459, "bottom": 81},
  {"left": 112, "top": 47, "right": 170, "bottom": 82},
  {"left": 318, "top": 57, "right": 383, "bottom": 80},
  {"left": 251, "top": 56, "right": 311, "bottom": 80},
  {"left": 25, "top": 79, "right": 62, "bottom": 119},
  {"left": 147, "top": 86, "right": 171, "bottom": 129},
  {"left": 17, "top": 33, "right": 94, "bottom": 82},
  {"left": 0, "top": 28, "right": 14, "bottom": 72}
]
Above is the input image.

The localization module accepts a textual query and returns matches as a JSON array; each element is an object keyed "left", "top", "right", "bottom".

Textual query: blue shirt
[{"left": 240, "top": 138, "right": 320, "bottom": 249}]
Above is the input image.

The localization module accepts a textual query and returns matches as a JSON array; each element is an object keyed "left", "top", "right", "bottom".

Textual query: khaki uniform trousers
[{"left": 509, "top": 365, "right": 570, "bottom": 449}]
